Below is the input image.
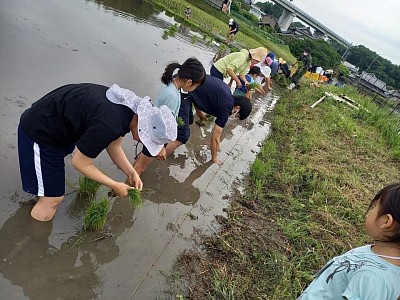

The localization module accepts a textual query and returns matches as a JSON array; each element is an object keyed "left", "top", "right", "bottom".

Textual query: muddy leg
[
  {"left": 133, "top": 153, "right": 155, "bottom": 176},
  {"left": 165, "top": 140, "right": 183, "bottom": 156},
  {"left": 31, "top": 196, "right": 64, "bottom": 221}
]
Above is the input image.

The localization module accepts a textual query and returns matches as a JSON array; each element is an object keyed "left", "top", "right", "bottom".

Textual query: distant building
[
  {"left": 249, "top": 5, "right": 265, "bottom": 19},
  {"left": 342, "top": 61, "right": 359, "bottom": 73},
  {"left": 360, "top": 72, "right": 386, "bottom": 90},
  {"left": 258, "top": 15, "right": 278, "bottom": 28},
  {"left": 280, "top": 26, "right": 313, "bottom": 39},
  {"left": 350, "top": 71, "right": 388, "bottom": 97}
]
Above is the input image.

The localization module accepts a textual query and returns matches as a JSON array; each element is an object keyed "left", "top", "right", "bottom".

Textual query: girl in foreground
[{"left": 298, "top": 183, "right": 400, "bottom": 299}]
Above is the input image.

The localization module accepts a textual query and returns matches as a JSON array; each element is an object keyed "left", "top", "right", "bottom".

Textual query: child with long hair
[
  {"left": 298, "top": 183, "right": 400, "bottom": 299},
  {"left": 133, "top": 57, "right": 205, "bottom": 174}
]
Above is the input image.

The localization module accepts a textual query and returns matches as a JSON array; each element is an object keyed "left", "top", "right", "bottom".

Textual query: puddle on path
[{"left": 0, "top": 0, "right": 279, "bottom": 298}]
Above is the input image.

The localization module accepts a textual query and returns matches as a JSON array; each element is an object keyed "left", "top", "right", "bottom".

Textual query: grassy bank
[
  {"left": 169, "top": 85, "right": 400, "bottom": 299},
  {"left": 147, "top": 0, "right": 295, "bottom": 63}
]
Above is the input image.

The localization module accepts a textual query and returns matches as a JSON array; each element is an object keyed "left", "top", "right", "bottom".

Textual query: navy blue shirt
[
  {"left": 20, "top": 83, "right": 134, "bottom": 158},
  {"left": 189, "top": 75, "right": 233, "bottom": 128}
]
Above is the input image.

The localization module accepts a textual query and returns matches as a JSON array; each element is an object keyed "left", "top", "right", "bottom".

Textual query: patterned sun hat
[
  {"left": 137, "top": 101, "right": 177, "bottom": 156},
  {"left": 106, "top": 84, "right": 177, "bottom": 155}
]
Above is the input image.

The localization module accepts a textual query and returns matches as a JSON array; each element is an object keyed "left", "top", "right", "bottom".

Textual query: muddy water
[{"left": 0, "top": 0, "right": 278, "bottom": 298}]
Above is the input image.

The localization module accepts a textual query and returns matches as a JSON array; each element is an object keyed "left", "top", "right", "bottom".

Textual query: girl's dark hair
[
  {"left": 367, "top": 183, "right": 400, "bottom": 242},
  {"left": 233, "top": 95, "right": 252, "bottom": 120},
  {"left": 248, "top": 66, "right": 261, "bottom": 76},
  {"left": 161, "top": 57, "right": 206, "bottom": 86}
]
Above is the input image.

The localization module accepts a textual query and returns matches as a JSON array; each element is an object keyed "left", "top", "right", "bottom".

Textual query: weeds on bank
[{"left": 171, "top": 84, "right": 400, "bottom": 299}]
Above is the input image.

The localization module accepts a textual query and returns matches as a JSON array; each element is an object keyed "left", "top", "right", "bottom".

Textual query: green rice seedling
[
  {"left": 77, "top": 175, "right": 101, "bottom": 198},
  {"left": 247, "top": 82, "right": 261, "bottom": 91},
  {"left": 128, "top": 189, "right": 143, "bottom": 208},
  {"left": 83, "top": 198, "right": 110, "bottom": 231},
  {"left": 162, "top": 29, "right": 170, "bottom": 39},
  {"left": 206, "top": 114, "right": 216, "bottom": 122},
  {"left": 176, "top": 116, "right": 185, "bottom": 126}
]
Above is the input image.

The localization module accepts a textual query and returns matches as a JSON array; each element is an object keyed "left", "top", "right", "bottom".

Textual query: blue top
[
  {"left": 235, "top": 74, "right": 254, "bottom": 94},
  {"left": 154, "top": 82, "right": 180, "bottom": 116},
  {"left": 189, "top": 75, "right": 233, "bottom": 128},
  {"left": 297, "top": 245, "right": 400, "bottom": 300},
  {"left": 270, "top": 61, "right": 279, "bottom": 76}
]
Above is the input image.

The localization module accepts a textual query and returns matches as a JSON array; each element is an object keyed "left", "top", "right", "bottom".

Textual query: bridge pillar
[{"left": 278, "top": 9, "right": 295, "bottom": 31}]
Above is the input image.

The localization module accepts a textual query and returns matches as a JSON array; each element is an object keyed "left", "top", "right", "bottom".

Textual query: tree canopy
[{"left": 280, "top": 37, "right": 342, "bottom": 70}]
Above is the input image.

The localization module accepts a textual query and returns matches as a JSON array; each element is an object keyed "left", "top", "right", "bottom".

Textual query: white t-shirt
[{"left": 254, "top": 62, "right": 271, "bottom": 84}]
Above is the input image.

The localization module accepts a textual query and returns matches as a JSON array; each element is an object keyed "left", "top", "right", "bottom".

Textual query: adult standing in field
[
  {"left": 210, "top": 47, "right": 267, "bottom": 89},
  {"left": 18, "top": 83, "right": 177, "bottom": 221},
  {"left": 226, "top": 18, "right": 239, "bottom": 45},
  {"left": 288, "top": 47, "right": 312, "bottom": 90},
  {"left": 221, "top": 0, "right": 232, "bottom": 14},
  {"left": 133, "top": 57, "right": 206, "bottom": 175},
  {"left": 184, "top": 6, "right": 191, "bottom": 20}
]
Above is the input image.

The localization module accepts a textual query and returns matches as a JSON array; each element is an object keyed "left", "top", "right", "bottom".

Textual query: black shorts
[{"left": 18, "top": 125, "right": 75, "bottom": 197}]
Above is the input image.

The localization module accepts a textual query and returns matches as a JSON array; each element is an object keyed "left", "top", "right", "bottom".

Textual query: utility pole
[{"left": 341, "top": 43, "right": 352, "bottom": 61}]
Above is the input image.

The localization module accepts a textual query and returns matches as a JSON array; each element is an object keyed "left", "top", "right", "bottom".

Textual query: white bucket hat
[{"left": 106, "top": 84, "right": 177, "bottom": 156}]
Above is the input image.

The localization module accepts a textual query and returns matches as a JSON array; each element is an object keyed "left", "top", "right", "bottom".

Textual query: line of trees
[{"left": 257, "top": 1, "right": 400, "bottom": 89}]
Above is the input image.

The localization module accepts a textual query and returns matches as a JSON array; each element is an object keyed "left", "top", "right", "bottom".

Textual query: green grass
[
  {"left": 128, "top": 189, "right": 143, "bottom": 208},
  {"left": 77, "top": 175, "right": 101, "bottom": 198},
  {"left": 83, "top": 198, "right": 110, "bottom": 231},
  {"left": 147, "top": 0, "right": 295, "bottom": 63}
]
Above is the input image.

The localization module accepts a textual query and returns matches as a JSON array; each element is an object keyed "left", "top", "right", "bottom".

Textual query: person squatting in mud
[
  {"left": 17, "top": 83, "right": 177, "bottom": 221},
  {"left": 133, "top": 57, "right": 206, "bottom": 173},
  {"left": 133, "top": 74, "right": 253, "bottom": 176}
]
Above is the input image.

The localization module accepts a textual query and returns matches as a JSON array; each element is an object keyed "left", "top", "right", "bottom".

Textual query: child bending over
[{"left": 233, "top": 66, "right": 262, "bottom": 100}]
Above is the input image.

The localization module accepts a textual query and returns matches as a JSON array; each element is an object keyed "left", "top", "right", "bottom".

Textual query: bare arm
[
  {"left": 71, "top": 148, "right": 138, "bottom": 197},
  {"left": 106, "top": 137, "right": 143, "bottom": 190},
  {"left": 195, "top": 106, "right": 207, "bottom": 120},
  {"left": 210, "top": 124, "right": 223, "bottom": 165},
  {"left": 226, "top": 68, "right": 242, "bottom": 88}
]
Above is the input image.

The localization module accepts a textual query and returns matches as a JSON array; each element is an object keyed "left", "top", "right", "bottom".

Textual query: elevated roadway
[{"left": 271, "top": 0, "right": 351, "bottom": 47}]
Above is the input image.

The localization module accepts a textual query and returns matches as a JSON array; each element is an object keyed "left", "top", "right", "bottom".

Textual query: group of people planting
[
  {"left": 17, "top": 41, "right": 400, "bottom": 298},
  {"left": 17, "top": 47, "right": 264, "bottom": 222}
]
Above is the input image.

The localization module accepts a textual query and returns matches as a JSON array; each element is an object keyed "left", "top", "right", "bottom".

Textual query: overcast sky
[{"left": 256, "top": 0, "right": 400, "bottom": 65}]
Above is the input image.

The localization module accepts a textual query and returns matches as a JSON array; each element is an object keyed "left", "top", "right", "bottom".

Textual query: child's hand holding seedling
[{"left": 128, "top": 188, "right": 143, "bottom": 208}]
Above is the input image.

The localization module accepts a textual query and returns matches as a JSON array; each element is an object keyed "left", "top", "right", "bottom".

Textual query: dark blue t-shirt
[{"left": 189, "top": 75, "right": 233, "bottom": 128}]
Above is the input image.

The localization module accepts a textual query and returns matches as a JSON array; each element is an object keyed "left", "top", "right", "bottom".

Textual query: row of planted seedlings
[{"left": 76, "top": 175, "right": 143, "bottom": 231}]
